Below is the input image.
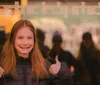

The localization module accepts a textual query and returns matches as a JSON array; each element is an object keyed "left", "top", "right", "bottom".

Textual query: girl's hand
[
  {"left": 0, "top": 67, "right": 4, "bottom": 77},
  {"left": 49, "top": 55, "right": 61, "bottom": 75}
]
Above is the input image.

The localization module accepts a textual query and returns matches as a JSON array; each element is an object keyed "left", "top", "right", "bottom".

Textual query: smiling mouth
[{"left": 19, "top": 46, "right": 30, "bottom": 49}]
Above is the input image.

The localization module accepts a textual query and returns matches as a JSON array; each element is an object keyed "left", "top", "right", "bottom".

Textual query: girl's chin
[
  {"left": 18, "top": 53, "right": 29, "bottom": 58},
  {"left": 18, "top": 51, "right": 29, "bottom": 55}
]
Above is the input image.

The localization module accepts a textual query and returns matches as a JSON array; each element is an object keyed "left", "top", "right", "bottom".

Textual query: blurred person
[
  {"left": 48, "top": 31, "right": 78, "bottom": 85},
  {"left": 36, "top": 29, "right": 49, "bottom": 59},
  {"left": 77, "top": 32, "right": 100, "bottom": 85},
  {"left": 0, "top": 20, "right": 71, "bottom": 85},
  {"left": 0, "top": 30, "right": 6, "bottom": 53}
]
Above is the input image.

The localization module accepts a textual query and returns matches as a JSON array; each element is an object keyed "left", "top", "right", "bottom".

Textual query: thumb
[{"left": 55, "top": 55, "right": 59, "bottom": 63}]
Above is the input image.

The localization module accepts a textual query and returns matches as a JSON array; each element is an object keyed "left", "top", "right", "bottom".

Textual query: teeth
[{"left": 20, "top": 47, "right": 29, "bottom": 49}]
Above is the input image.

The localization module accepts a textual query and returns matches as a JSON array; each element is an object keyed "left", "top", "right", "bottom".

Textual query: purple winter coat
[{"left": 0, "top": 57, "right": 72, "bottom": 85}]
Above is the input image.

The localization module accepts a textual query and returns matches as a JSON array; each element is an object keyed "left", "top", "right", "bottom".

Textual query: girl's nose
[{"left": 23, "top": 39, "right": 28, "bottom": 45}]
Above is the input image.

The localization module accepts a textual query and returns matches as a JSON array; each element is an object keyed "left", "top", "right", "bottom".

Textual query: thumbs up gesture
[{"left": 49, "top": 55, "right": 61, "bottom": 75}]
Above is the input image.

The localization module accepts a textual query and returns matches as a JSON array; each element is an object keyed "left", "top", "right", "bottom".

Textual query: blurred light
[
  {"left": 4, "top": 9, "right": 12, "bottom": 16},
  {"left": 21, "top": 0, "right": 28, "bottom": 6}
]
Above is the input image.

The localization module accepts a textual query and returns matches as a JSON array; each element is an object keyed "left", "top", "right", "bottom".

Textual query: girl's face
[{"left": 15, "top": 26, "right": 34, "bottom": 58}]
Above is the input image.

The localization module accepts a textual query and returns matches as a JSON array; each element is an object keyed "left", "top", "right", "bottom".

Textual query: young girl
[{"left": 0, "top": 20, "right": 71, "bottom": 85}]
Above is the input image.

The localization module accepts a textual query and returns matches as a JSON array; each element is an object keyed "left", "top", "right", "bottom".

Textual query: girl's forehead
[
  {"left": 17, "top": 27, "right": 32, "bottom": 32},
  {"left": 16, "top": 27, "right": 33, "bottom": 36}
]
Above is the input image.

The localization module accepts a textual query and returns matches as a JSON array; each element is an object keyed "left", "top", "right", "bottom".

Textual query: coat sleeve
[{"left": 57, "top": 62, "right": 71, "bottom": 78}]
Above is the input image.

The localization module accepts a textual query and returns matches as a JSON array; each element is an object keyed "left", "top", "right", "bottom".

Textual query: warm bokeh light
[
  {"left": 21, "top": 0, "right": 28, "bottom": 6},
  {"left": 0, "top": 9, "right": 21, "bottom": 33}
]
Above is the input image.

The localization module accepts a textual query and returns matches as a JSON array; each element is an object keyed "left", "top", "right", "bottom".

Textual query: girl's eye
[
  {"left": 28, "top": 37, "right": 32, "bottom": 39},
  {"left": 17, "top": 36, "right": 23, "bottom": 39}
]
